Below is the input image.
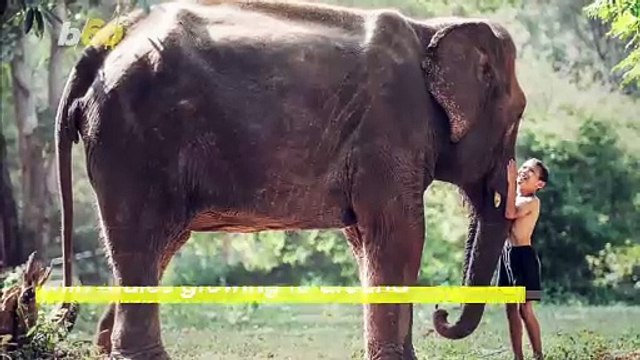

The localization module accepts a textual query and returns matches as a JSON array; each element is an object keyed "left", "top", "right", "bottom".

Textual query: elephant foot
[
  {"left": 95, "top": 328, "right": 112, "bottom": 354},
  {"left": 367, "top": 341, "right": 404, "bottom": 360},
  {"left": 402, "top": 344, "right": 417, "bottom": 360},
  {"left": 109, "top": 344, "right": 170, "bottom": 360}
]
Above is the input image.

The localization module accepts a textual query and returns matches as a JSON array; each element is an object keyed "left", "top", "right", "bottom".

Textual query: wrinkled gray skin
[{"left": 55, "top": 1, "right": 526, "bottom": 359}]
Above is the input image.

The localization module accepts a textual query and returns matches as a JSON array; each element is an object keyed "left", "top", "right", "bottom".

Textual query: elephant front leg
[
  {"left": 401, "top": 230, "right": 425, "bottom": 360},
  {"left": 108, "top": 251, "right": 169, "bottom": 360},
  {"left": 401, "top": 305, "right": 418, "bottom": 360},
  {"left": 346, "top": 224, "right": 422, "bottom": 360},
  {"left": 96, "top": 232, "right": 191, "bottom": 355},
  {"left": 355, "top": 203, "right": 425, "bottom": 360}
]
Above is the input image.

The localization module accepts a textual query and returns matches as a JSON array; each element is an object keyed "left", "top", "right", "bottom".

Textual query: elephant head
[{"left": 415, "top": 18, "right": 526, "bottom": 339}]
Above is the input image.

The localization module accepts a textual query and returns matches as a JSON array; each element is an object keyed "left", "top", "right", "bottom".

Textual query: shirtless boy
[{"left": 500, "top": 158, "right": 549, "bottom": 360}]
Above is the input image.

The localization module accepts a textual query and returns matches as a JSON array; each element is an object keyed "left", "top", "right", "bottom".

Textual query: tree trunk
[
  {"left": 10, "top": 36, "right": 49, "bottom": 260},
  {"left": 45, "top": 0, "right": 68, "bottom": 250},
  {"left": 0, "top": 125, "right": 22, "bottom": 268},
  {"left": 48, "top": 0, "right": 67, "bottom": 113}
]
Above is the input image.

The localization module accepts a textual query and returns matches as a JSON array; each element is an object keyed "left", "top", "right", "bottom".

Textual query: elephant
[{"left": 54, "top": 0, "right": 526, "bottom": 359}]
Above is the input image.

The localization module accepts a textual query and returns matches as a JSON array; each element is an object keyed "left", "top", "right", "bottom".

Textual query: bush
[
  {"left": 587, "top": 241, "right": 640, "bottom": 304},
  {"left": 163, "top": 231, "right": 359, "bottom": 287},
  {"left": 0, "top": 265, "right": 99, "bottom": 359}
]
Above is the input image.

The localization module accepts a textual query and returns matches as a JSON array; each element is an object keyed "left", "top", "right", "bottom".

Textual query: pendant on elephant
[{"left": 494, "top": 192, "right": 502, "bottom": 208}]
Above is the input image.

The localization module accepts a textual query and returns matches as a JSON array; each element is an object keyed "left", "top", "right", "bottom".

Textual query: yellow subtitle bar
[{"left": 36, "top": 286, "right": 526, "bottom": 304}]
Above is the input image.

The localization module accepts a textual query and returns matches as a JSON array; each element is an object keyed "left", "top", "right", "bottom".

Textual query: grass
[{"left": 60, "top": 303, "right": 640, "bottom": 360}]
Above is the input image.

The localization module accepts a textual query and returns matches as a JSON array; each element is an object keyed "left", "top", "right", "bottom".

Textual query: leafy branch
[
  {"left": 585, "top": 0, "right": 640, "bottom": 87},
  {"left": 1, "top": 0, "right": 61, "bottom": 38},
  {"left": 1, "top": 0, "right": 151, "bottom": 40}
]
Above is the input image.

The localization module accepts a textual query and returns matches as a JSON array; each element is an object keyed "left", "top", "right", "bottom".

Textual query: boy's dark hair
[{"left": 529, "top": 158, "right": 549, "bottom": 183}]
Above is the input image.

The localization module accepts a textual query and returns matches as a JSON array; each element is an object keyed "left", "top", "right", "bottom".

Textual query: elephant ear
[{"left": 421, "top": 22, "right": 500, "bottom": 143}]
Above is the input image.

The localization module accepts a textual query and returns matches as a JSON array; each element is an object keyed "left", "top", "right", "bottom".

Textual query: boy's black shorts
[{"left": 498, "top": 244, "right": 542, "bottom": 301}]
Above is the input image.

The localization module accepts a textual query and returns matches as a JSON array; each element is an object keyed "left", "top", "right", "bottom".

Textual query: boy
[{"left": 499, "top": 157, "right": 549, "bottom": 360}]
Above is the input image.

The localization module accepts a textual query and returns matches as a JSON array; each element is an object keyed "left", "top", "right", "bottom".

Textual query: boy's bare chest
[
  {"left": 509, "top": 196, "right": 539, "bottom": 244},
  {"left": 515, "top": 195, "right": 532, "bottom": 207}
]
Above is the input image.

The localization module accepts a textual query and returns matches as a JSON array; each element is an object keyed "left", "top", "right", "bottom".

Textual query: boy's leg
[
  {"left": 498, "top": 247, "right": 524, "bottom": 360},
  {"left": 519, "top": 247, "right": 543, "bottom": 359},
  {"left": 519, "top": 302, "right": 542, "bottom": 359},
  {"left": 506, "top": 304, "right": 524, "bottom": 360}
]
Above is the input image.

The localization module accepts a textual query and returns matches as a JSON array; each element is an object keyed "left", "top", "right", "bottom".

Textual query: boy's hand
[{"left": 507, "top": 159, "right": 517, "bottom": 185}]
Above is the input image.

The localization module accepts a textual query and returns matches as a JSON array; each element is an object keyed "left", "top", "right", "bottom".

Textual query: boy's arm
[{"left": 505, "top": 159, "right": 518, "bottom": 219}]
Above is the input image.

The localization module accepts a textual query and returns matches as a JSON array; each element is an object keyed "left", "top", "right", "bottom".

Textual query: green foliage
[
  {"left": 0, "top": 0, "right": 60, "bottom": 60},
  {"left": 2, "top": 308, "right": 101, "bottom": 360},
  {"left": 420, "top": 182, "right": 468, "bottom": 286},
  {"left": 163, "top": 231, "right": 359, "bottom": 287},
  {"left": 0, "top": 267, "right": 100, "bottom": 360},
  {"left": 1, "top": 267, "right": 22, "bottom": 289},
  {"left": 512, "top": 0, "right": 639, "bottom": 96},
  {"left": 5, "top": 316, "right": 77, "bottom": 359},
  {"left": 587, "top": 241, "right": 640, "bottom": 303},
  {"left": 585, "top": 0, "right": 640, "bottom": 87},
  {"left": 518, "top": 118, "right": 640, "bottom": 302}
]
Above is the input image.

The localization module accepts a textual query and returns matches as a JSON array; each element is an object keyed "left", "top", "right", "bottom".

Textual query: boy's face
[{"left": 517, "top": 159, "right": 546, "bottom": 193}]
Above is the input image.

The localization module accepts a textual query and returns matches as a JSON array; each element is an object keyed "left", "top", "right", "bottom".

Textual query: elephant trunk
[
  {"left": 461, "top": 215, "right": 478, "bottom": 285},
  {"left": 432, "top": 175, "right": 511, "bottom": 339}
]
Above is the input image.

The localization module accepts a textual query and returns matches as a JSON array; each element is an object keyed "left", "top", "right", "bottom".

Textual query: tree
[
  {"left": 513, "top": 0, "right": 637, "bottom": 96},
  {"left": 2, "top": 0, "right": 60, "bottom": 261},
  {"left": 585, "top": 0, "right": 640, "bottom": 88},
  {"left": 0, "top": 122, "right": 22, "bottom": 268}
]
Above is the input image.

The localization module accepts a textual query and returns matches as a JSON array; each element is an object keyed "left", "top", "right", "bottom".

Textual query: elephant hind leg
[
  {"left": 107, "top": 249, "right": 169, "bottom": 360},
  {"left": 95, "top": 231, "right": 191, "bottom": 354},
  {"left": 95, "top": 303, "right": 115, "bottom": 354}
]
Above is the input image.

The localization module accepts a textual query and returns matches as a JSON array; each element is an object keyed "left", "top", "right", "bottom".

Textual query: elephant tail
[{"left": 55, "top": 46, "right": 108, "bottom": 287}]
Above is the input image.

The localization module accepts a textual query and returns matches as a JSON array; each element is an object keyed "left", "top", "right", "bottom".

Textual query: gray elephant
[{"left": 54, "top": 0, "right": 526, "bottom": 359}]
